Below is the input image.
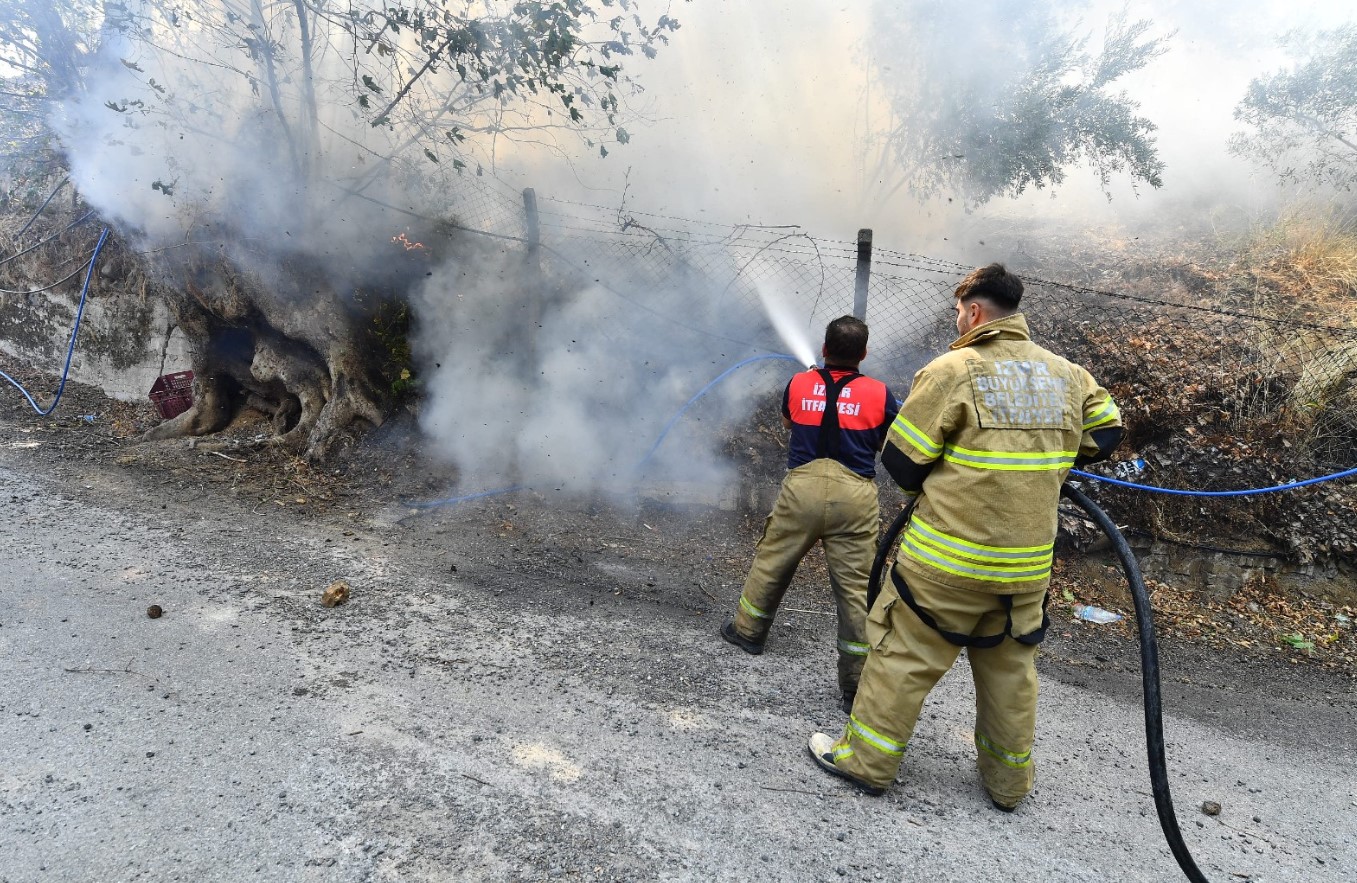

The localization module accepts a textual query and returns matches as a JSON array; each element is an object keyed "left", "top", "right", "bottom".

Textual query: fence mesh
[
  {"left": 450, "top": 168, "right": 1357, "bottom": 354},
  {"left": 437, "top": 172, "right": 1357, "bottom": 552},
  {"left": 453, "top": 178, "right": 1357, "bottom": 419}
]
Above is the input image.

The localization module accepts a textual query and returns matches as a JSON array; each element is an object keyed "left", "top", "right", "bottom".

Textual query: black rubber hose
[
  {"left": 865, "top": 485, "right": 1210, "bottom": 882},
  {"left": 867, "top": 496, "right": 915, "bottom": 611},
  {"left": 1060, "top": 482, "right": 1209, "bottom": 882}
]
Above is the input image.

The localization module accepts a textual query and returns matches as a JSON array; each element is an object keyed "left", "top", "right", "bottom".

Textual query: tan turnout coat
[{"left": 887, "top": 313, "right": 1121, "bottom": 595}]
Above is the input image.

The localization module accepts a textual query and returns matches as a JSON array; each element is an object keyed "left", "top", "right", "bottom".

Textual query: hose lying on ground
[{"left": 1059, "top": 483, "right": 1209, "bottom": 882}]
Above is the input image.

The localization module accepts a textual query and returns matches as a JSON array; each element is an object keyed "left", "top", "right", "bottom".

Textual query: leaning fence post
[
  {"left": 854, "top": 228, "right": 872, "bottom": 320},
  {"left": 521, "top": 187, "right": 541, "bottom": 356},
  {"left": 522, "top": 187, "right": 541, "bottom": 263}
]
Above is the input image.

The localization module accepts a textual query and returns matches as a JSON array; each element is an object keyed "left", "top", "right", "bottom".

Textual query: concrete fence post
[{"left": 854, "top": 228, "right": 872, "bottom": 321}]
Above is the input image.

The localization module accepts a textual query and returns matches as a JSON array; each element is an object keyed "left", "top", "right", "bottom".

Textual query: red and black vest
[{"left": 781, "top": 366, "right": 898, "bottom": 478}]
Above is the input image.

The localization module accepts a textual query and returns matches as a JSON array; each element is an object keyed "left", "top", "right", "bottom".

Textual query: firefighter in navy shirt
[{"left": 721, "top": 316, "right": 899, "bottom": 712}]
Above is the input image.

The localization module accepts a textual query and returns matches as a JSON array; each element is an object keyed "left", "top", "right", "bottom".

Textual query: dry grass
[
  {"left": 1221, "top": 203, "right": 1357, "bottom": 462},
  {"left": 1239, "top": 203, "right": 1357, "bottom": 321}
]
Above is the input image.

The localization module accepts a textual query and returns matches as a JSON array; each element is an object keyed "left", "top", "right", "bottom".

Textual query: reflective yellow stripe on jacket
[
  {"left": 1083, "top": 399, "right": 1121, "bottom": 431},
  {"left": 891, "top": 414, "right": 942, "bottom": 459},
  {"left": 942, "top": 443, "right": 1076, "bottom": 471},
  {"left": 901, "top": 515, "right": 1053, "bottom": 584}
]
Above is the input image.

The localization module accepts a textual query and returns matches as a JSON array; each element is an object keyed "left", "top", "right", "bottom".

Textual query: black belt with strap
[
  {"left": 814, "top": 368, "right": 861, "bottom": 460},
  {"left": 889, "top": 567, "right": 1050, "bottom": 647}
]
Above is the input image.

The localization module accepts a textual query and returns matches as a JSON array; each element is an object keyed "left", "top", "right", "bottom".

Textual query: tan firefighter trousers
[
  {"left": 830, "top": 568, "right": 1045, "bottom": 806},
  {"left": 731, "top": 458, "right": 878, "bottom": 694}
]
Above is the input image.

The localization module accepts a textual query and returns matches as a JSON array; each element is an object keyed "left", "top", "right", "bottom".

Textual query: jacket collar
[{"left": 949, "top": 312, "right": 1031, "bottom": 351}]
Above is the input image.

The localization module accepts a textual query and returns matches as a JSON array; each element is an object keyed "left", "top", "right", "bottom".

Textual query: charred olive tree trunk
[{"left": 142, "top": 243, "right": 402, "bottom": 462}]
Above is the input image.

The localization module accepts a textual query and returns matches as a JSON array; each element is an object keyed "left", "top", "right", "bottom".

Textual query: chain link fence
[
  {"left": 5, "top": 166, "right": 1356, "bottom": 563},
  {"left": 446, "top": 173, "right": 1357, "bottom": 424},
  {"left": 12, "top": 163, "right": 1357, "bottom": 487},
  {"left": 437, "top": 172, "right": 1357, "bottom": 552}
]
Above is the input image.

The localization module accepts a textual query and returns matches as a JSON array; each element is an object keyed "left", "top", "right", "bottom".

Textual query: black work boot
[
  {"left": 720, "top": 619, "right": 764, "bottom": 655},
  {"left": 840, "top": 691, "right": 856, "bottom": 715}
]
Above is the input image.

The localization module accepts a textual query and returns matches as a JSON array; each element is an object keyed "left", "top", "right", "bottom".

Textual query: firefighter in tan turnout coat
[{"left": 808, "top": 263, "right": 1124, "bottom": 810}]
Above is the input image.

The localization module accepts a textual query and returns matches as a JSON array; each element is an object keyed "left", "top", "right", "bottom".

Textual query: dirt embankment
[{"left": 988, "top": 222, "right": 1357, "bottom": 631}]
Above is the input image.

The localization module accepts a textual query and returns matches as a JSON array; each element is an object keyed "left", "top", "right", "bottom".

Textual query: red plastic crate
[{"left": 149, "top": 370, "right": 195, "bottom": 420}]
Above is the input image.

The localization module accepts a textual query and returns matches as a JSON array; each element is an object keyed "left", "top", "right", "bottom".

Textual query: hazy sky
[{"left": 492, "top": 0, "right": 1357, "bottom": 251}]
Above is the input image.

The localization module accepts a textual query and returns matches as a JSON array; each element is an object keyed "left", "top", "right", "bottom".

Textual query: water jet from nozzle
[{"left": 754, "top": 281, "right": 818, "bottom": 369}]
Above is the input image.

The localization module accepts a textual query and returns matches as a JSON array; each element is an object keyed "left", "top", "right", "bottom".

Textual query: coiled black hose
[{"left": 867, "top": 484, "right": 1210, "bottom": 883}]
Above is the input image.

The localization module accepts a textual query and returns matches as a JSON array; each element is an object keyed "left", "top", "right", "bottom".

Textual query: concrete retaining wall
[{"left": 0, "top": 283, "right": 192, "bottom": 405}]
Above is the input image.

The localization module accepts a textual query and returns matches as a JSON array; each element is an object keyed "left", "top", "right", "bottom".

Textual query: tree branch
[
  {"left": 249, "top": 0, "right": 302, "bottom": 178},
  {"left": 292, "top": 0, "right": 321, "bottom": 179},
  {"left": 370, "top": 29, "right": 462, "bottom": 126},
  {"left": 1292, "top": 109, "right": 1357, "bottom": 156}
]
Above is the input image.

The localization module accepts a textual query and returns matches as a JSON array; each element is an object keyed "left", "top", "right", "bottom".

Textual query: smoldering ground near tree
[{"left": 4, "top": 0, "right": 682, "bottom": 461}]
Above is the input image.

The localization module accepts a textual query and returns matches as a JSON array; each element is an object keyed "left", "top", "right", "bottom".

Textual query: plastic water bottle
[
  {"left": 1112, "top": 458, "right": 1147, "bottom": 480},
  {"left": 1073, "top": 604, "right": 1122, "bottom": 624}
]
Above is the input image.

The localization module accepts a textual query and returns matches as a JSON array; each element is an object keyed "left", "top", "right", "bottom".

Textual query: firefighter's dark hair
[
  {"left": 955, "top": 263, "right": 1023, "bottom": 309},
  {"left": 824, "top": 316, "right": 869, "bottom": 363}
]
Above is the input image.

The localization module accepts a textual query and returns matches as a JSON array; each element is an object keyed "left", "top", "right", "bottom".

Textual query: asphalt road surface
[{"left": 1, "top": 459, "right": 1354, "bottom": 882}]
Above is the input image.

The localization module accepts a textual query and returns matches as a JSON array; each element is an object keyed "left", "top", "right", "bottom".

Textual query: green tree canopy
[
  {"left": 82, "top": 0, "right": 681, "bottom": 206},
  {"left": 867, "top": 1, "right": 1170, "bottom": 208},
  {"left": 0, "top": 0, "right": 103, "bottom": 175},
  {"left": 1231, "top": 25, "right": 1357, "bottom": 192}
]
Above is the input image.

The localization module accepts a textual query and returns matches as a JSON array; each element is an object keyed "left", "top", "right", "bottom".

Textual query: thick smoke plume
[
  {"left": 410, "top": 239, "right": 794, "bottom": 493},
  {"left": 47, "top": 0, "right": 796, "bottom": 496}
]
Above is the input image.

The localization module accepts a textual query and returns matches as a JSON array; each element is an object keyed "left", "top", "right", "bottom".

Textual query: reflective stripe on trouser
[
  {"left": 830, "top": 568, "right": 1043, "bottom": 803},
  {"left": 732, "top": 458, "right": 878, "bottom": 693}
]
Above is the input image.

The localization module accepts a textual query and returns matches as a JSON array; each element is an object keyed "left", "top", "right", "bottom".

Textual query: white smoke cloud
[
  {"left": 492, "top": 0, "right": 1357, "bottom": 248},
  {"left": 410, "top": 237, "right": 793, "bottom": 495},
  {"left": 41, "top": 2, "right": 811, "bottom": 501},
  {"left": 46, "top": 0, "right": 1357, "bottom": 500}
]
